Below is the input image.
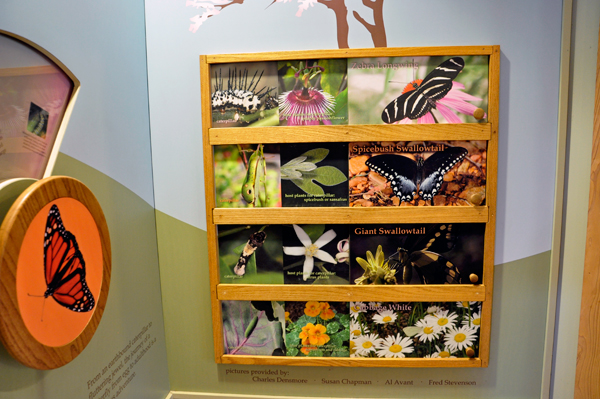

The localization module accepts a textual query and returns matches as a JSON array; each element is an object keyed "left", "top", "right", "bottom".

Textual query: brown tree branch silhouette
[
  {"left": 317, "top": 0, "right": 350, "bottom": 49},
  {"left": 353, "top": 0, "right": 387, "bottom": 47}
]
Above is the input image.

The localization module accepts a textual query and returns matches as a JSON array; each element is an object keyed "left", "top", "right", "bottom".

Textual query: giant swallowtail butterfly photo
[{"left": 350, "top": 223, "right": 485, "bottom": 286}]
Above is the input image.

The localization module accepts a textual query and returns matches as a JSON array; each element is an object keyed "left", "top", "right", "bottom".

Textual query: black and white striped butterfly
[
  {"left": 365, "top": 146, "right": 468, "bottom": 205},
  {"left": 387, "top": 224, "right": 461, "bottom": 285},
  {"left": 381, "top": 57, "right": 465, "bottom": 123}
]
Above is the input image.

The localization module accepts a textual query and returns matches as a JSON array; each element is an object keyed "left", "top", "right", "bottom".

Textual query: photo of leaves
[
  {"left": 280, "top": 143, "right": 348, "bottom": 207},
  {"left": 222, "top": 301, "right": 286, "bottom": 356},
  {"left": 285, "top": 301, "right": 350, "bottom": 357}
]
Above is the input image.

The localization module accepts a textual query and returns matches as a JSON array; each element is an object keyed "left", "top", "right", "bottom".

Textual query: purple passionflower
[{"left": 278, "top": 87, "right": 335, "bottom": 126}]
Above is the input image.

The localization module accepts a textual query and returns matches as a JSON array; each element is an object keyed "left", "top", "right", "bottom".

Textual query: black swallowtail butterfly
[
  {"left": 387, "top": 224, "right": 461, "bottom": 285},
  {"left": 365, "top": 146, "right": 468, "bottom": 205},
  {"left": 381, "top": 57, "right": 465, "bottom": 123}
]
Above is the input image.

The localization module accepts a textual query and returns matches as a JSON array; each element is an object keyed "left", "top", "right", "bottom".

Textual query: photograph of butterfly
[
  {"left": 350, "top": 223, "right": 485, "bottom": 285},
  {"left": 349, "top": 141, "right": 487, "bottom": 206},
  {"left": 347, "top": 55, "right": 489, "bottom": 125},
  {"left": 210, "top": 61, "right": 279, "bottom": 128},
  {"left": 217, "top": 225, "right": 283, "bottom": 284},
  {"left": 41, "top": 204, "right": 95, "bottom": 312}
]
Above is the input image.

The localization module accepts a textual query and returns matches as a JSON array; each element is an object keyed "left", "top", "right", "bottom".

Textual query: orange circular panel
[{"left": 0, "top": 176, "right": 111, "bottom": 369}]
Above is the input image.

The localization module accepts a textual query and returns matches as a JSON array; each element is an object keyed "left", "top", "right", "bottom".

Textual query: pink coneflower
[
  {"left": 396, "top": 81, "right": 486, "bottom": 124},
  {"left": 278, "top": 87, "right": 335, "bottom": 126}
]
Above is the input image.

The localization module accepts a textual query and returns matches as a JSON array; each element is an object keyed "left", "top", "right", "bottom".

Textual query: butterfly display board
[
  {"left": 0, "top": 176, "right": 111, "bottom": 369},
  {"left": 201, "top": 46, "right": 499, "bottom": 367}
]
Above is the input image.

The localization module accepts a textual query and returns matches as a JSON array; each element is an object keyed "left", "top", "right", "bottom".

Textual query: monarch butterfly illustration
[
  {"left": 381, "top": 57, "right": 465, "bottom": 123},
  {"left": 42, "top": 204, "right": 95, "bottom": 312}
]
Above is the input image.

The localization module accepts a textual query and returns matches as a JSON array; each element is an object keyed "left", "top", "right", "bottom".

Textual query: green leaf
[
  {"left": 290, "top": 178, "right": 325, "bottom": 196},
  {"left": 286, "top": 331, "right": 300, "bottom": 346},
  {"left": 326, "top": 321, "right": 340, "bottom": 334},
  {"left": 337, "top": 328, "right": 350, "bottom": 341},
  {"left": 301, "top": 225, "right": 325, "bottom": 242},
  {"left": 296, "top": 314, "right": 317, "bottom": 327},
  {"left": 332, "top": 89, "right": 348, "bottom": 125},
  {"left": 281, "top": 169, "right": 303, "bottom": 179},
  {"left": 339, "top": 314, "right": 351, "bottom": 328},
  {"left": 307, "top": 349, "right": 324, "bottom": 357},
  {"left": 301, "top": 148, "right": 329, "bottom": 164},
  {"left": 281, "top": 156, "right": 307, "bottom": 168},
  {"left": 287, "top": 347, "right": 299, "bottom": 356},
  {"left": 293, "top": 162, "right": 318, "bottom": 172},
  {"left": 222, "top": 301, "right": 284, "bottom": 355},
  {"left": 311, "top": 166, "right": 347, "bottom": 186},
  {"left": 329, "top": 334, "right": 342, "bottom": 348}
]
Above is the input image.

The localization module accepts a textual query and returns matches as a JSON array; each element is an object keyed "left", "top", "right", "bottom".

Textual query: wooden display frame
[{"left": 201, "top": 46, "right": 499, "bottom": 367}]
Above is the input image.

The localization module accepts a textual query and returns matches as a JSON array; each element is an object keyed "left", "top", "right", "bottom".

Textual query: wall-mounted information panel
[{"left": 201, "top": 46, "right": 499, "bottom": 367}]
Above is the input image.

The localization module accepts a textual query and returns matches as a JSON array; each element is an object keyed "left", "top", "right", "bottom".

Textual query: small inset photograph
[
  {"left": 26, "top": 102, "right": 49, "bottom": 138},
  {"left": 282, "top": 224, "right": 349, "bottom": 284},
  {"left": 222, "top": 301, "right": 286, "bottom": 356},
  {"left": 214, "top": 144, "right": 281, "bottom": 208},
  {"left": 348, "top": 56, "right": 489, "bottom": 125},
  {"left": 218, "top": 225, "right": 283, "bottom": 284},
  {"left": 210, "top": 61, "right": 279, "bottom": 127},
  {"left": 285, "top": 301, "right": 349, "bottom": 357},
  {"left": 280, "top": 142, "right": 348, "bottom": 207},
  {"left": 278, "top": 59, "right": 348, "bottom": 126},
  {"left": 350, "top": 301, "right": 482, "bottom": 358},
  {"left": 349, "top": 223, "right": 485, "bottom": 285},
  {"left": 349, "top": 141, "right": 487, "bottom": 207}
]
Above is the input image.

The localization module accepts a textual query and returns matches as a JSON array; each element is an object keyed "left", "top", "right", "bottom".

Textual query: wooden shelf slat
[
  {"left": 213, "top": 206, "right": 489, "bottom": 225},
  {"left": 217, "top": 284, "right": 486, "bottom": 302},
  {"left": 221, "top": 355, "right": 482, "bottom": 368},
  {"left": 206, "top": 46, "right": 495, "bottom": 64},
  {"left": 209, "top": 123, "right": 491, "bottom": 145}
]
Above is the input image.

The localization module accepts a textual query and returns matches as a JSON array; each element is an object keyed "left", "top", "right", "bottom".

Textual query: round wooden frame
[{"left": 0, "top": 176, "right": 111, "bottom": 369}]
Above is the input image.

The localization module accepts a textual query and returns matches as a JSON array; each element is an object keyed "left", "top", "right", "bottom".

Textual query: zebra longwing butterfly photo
[
  {"left": 381, "top": 57, "right": 464, "bottom": 124},
  {"left": 365, "top": 146, "right": 468, "bottom": 205}
]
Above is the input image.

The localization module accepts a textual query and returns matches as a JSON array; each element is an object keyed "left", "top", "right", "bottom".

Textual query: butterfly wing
[
  {"left": 366, "top": 154, "right": 418, "bottom": 202},
  {"left": 381, "top": 57, "right": 465, "bottom": 123},
  {"left": 409, "top": 251, "right": 461, "bottom": 284},
  {"left": 418, "top": 146, "right": 468, "bottom": 201},
  {"left": 44, "top": 204, "right": 95, "bottom": 312},
  {"left": 417, "top": 57, "right": 465, "bottom": 102}
]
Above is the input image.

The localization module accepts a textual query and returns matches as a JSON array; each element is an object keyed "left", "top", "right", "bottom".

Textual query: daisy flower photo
[
  {"left": 376, "top": 334, "right": 414, "bottom": 358},
  {"left": 352, "top": 333, "right": 382, "bottom": 357}
]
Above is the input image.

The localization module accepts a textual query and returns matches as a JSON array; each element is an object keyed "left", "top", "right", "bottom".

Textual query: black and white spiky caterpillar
[{"left": 211, "top": 68, "right": 276, "bottom": 115}]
